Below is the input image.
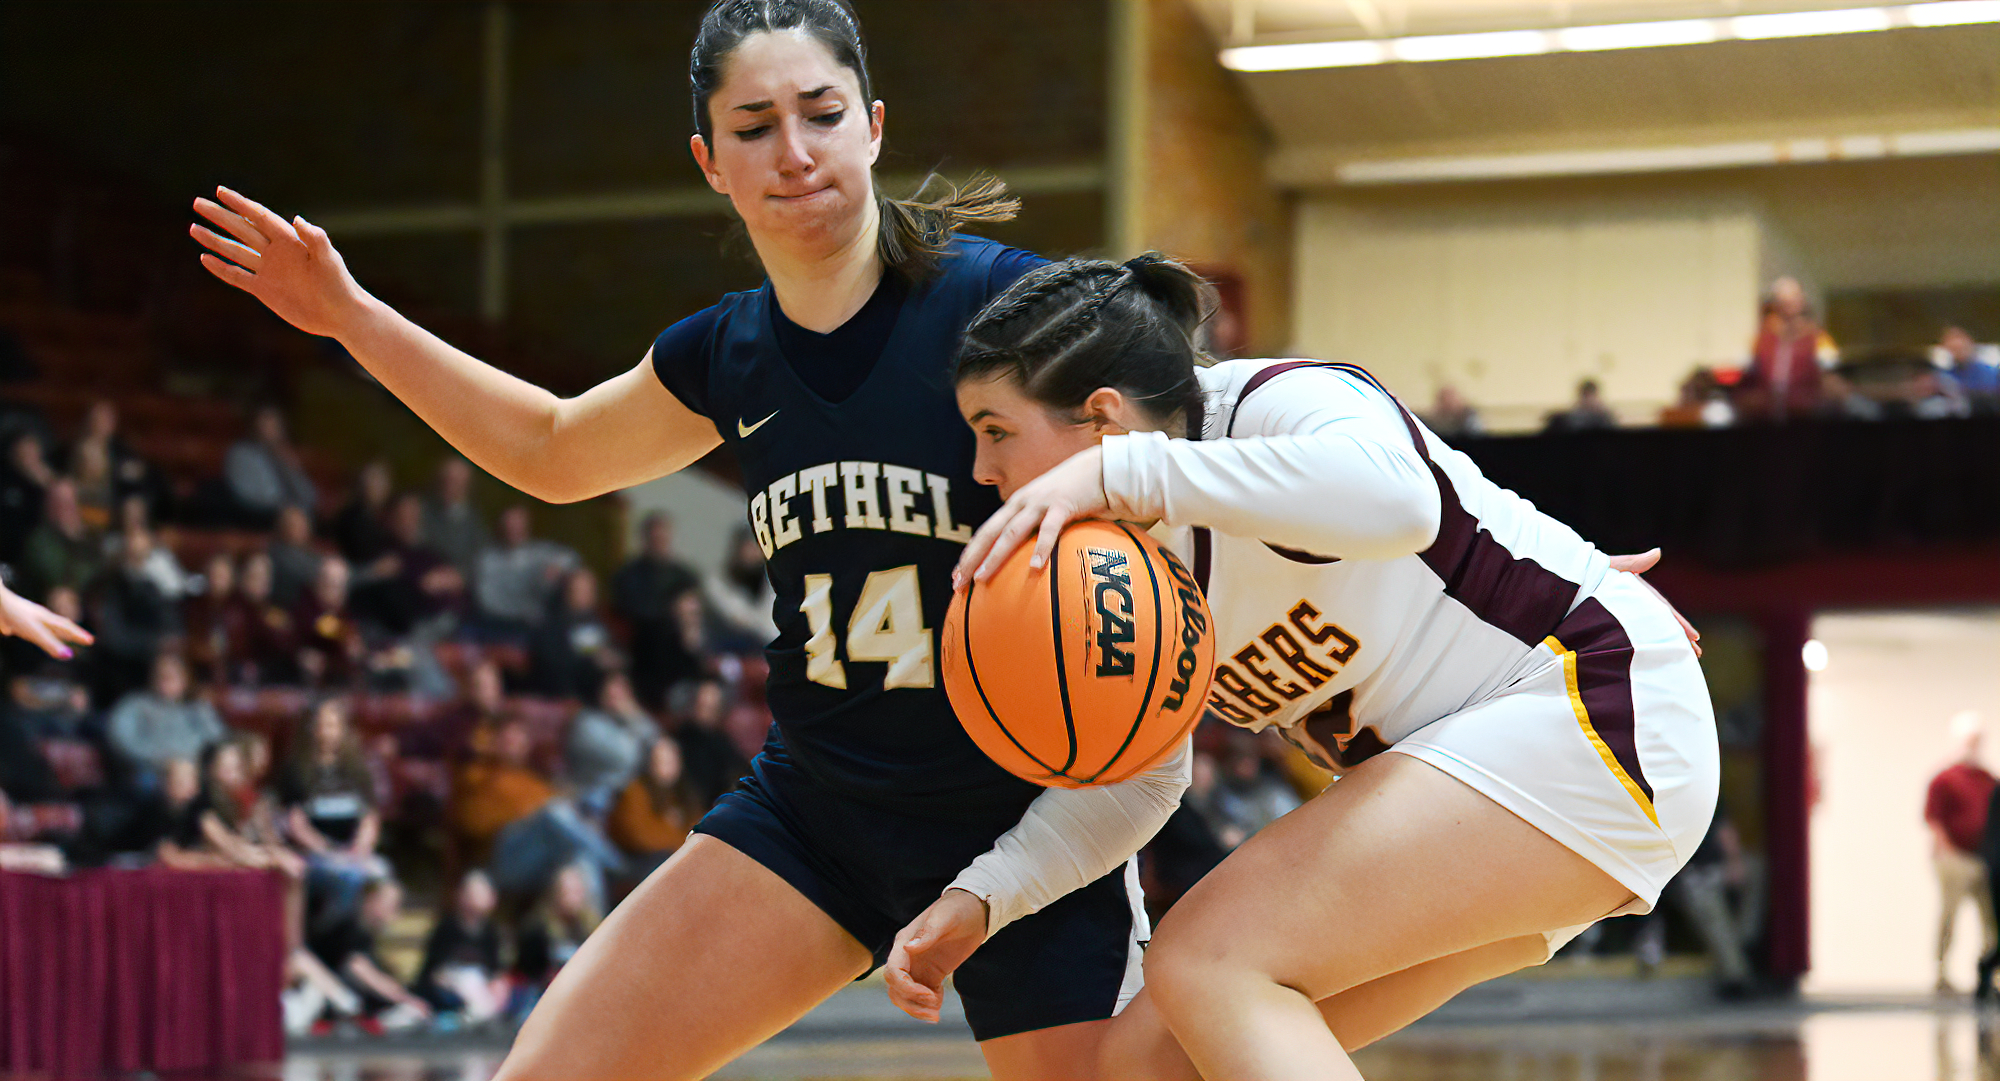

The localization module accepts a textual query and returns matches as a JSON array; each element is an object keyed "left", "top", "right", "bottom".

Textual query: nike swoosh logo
[{"left": 737, "top": 410, "right": 780, "bottom": 438}]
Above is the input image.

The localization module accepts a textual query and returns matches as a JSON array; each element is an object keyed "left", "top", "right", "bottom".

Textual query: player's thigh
[
  {"left": 495, "top": 834, "right": 872, "bottom": 1081},
  {"left": 981, "top": 1018, "right": 1116, "bottom": 1081},
  {"left": 1097, "top": 935, "right": 1547, "bottom": 1080},
  {"left": 1315, "top": 933, "right": 1547, "bottom": 1049},
  {"left": 1144, "top": 752, "right": 1633, "bottom": 1008}
]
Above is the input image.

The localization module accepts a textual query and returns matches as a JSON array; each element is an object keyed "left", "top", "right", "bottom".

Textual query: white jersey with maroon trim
[{"left": 1101, "top": 358, "right": 1615, "bottom": 766}]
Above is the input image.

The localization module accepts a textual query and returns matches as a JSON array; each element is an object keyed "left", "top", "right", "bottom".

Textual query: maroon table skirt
[{"left": 0, "top": 866, "right": 286, "bottom": 1076}]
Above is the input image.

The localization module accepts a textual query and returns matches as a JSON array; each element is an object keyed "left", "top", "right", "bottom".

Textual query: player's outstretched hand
[
  {"left": 190, "top": 186, "right": 367, "bottom": 338},
  {"left": 1606, "top": 548, "right": 1702, "bottom": 657},
  {"left": 954, "top": 446, "right": 1106, "bottom": 589},
  {"left": 0, "top": 579, "right": 92, "bottom": 659},
  {"left": 883, "top": 889, "right": 989, "bottom": 1023}
]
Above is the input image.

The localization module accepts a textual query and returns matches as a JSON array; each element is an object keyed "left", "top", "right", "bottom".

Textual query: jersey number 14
[{"left": 800, "top": 565, "right": 934, "bottom": 690}]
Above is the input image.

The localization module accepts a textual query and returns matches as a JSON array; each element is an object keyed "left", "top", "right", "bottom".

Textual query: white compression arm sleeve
[
  {"left": 1099, "top": 366, "right": 1442, "bottom": 561},
  {"left": 947, "top": 742, "right": 1192, "bottom": 935}
]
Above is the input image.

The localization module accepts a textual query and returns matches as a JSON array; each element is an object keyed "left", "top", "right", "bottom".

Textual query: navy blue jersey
[{"left": 651, "top": 236, "right": 1046, "bottom": 819}]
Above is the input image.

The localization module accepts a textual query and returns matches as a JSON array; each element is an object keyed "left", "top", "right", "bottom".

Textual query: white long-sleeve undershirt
[
  {"left": 947, "top": 742, "right": 1191, "bottom": 935},
  {"left": 1100, "top": 366, "right": 1442, "bottom": 562}
]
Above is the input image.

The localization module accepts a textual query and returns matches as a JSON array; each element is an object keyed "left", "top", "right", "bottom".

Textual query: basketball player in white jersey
[{"left": 881, "top": 253, "right": 1718, "bottom": 1081}]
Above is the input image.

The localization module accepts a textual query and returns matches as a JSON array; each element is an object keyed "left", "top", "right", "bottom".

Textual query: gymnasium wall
[
  {"left": 1290, "top": 154, "right": 2000, "bottom": 429},
  {"left": 1134, "top": 0, "right": 1293, "bottom": 358}
]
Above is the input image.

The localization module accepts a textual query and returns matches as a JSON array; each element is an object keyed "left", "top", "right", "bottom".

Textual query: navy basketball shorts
[{"left": 693, "top": 751, "right": 1147, "bottom": 1042}]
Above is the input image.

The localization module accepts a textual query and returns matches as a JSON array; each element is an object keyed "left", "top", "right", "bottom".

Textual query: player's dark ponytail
[
  {"left": 689, "top": 0, "right": 1020, "bottom": 279},
  {"left": 955, "top": 253, "right": 1214, "bottom": 434}
]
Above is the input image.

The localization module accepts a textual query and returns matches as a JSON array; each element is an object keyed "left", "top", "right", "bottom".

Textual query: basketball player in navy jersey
[{"left": 188, "top": 2, "right": 1186, "bottom": 1077}]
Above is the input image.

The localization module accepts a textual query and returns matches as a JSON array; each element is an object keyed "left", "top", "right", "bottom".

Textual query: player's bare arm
[{"left": 192, "top": 187, "right": 720, "bottom": 504}]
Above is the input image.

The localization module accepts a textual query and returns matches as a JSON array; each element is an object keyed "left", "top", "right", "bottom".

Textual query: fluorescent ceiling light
[
  {"left": 1390, "top": 29, "right": 1549, "bottom": 62},
  {"left": 1910, "top": 0, "right": 2000, "bottom": 25},
  {"left": 1730, "top": 7, "right": 1893, "bottom": 38},
  {"left": 1219, "top": 3, "right": 2000, "bottom": 73},
  {"left": 1557, "top": 19, "right": 1718, "bottom": 51},
  {"left": 1219, "top": 39, "right": 1385, "bottom": 71}
]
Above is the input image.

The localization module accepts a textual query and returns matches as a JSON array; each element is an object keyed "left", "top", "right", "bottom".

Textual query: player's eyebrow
[
  {"left": 967, "top": 409, "right": 996, "bottom": 423},
  {"left": 734, "top": 85, "right": 837, "bottom": 113}
]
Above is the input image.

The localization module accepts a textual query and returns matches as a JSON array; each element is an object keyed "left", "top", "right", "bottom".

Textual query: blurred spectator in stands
[
  {"left": 92, "top": 530, "right": 182, "bottom": 701},
  {"left": 513, "top": 863, "right": 600, "bottom": 1012},
  {"left": 183, "top": 552, "right": 236, "bottom": 684},
  {"left": 1936, "top": 326, "right": 2000, "bottom": 412},
  {"left": 146, "top": 756, "right": 219, "bottom": 868},
  {"left": 105, "top": 497, "right": 189, "bottom": 601},
  {"left": 195, "top": 738, "right": 304, "bottom": 876},
  {"left": 308, "top": 877, "right": 432, "bottom": 1031},
  {"left": 1544, "top": 379, "right": 1618, "bottom": 433},
  {"left": 231, "top": 551, "right": 298, "bottom": 685},
  {"left": 414, "top": 869, "right": 507, "bottom": 1024},
  {"left": 451, "top": 715, "right": 552, "bottom": 868},
  {"left": 0, "top": 431, "right": 54, "bottom": 565},
  {"left": 224, "top": 405, "right": 317, "bottom": 529},
  {"left": 1736, "top": 276, "right": 1837, "bottom": 422},
  {"left": 704, "top": 527, "right": 777, "bottom": 652},
  {"left": 1181, "top": 750, "right": 1243, "bottom": 850},
  {"left": 70, "top": 439, "right": 116, "bottom": 531},
  {"left": 332, "top": 461, "right": 394, "bottom": 568},
  {"left": 1660, "top": 367, "right": 1736, "bottom": 429},
  {"left": 0, "top": 682, "right": 89, "bottom": 854},
  {"left": 267, "top": 504, "right": 320, "bottom": 609},
  {"left": 454, "top": 708, "right": 625, "bottom": 906},
  {"left": 1910, "top": 367, "right": 1973, "bottom": 421},
  {"left": 422, "top": 456, "right": 489, "bottom": 578},
  {"left": 107, "top": 653, "right": 220, "bottom": 789},
  {"left": 352, "top": 492, "right": 464, "bottom": 638},
  {"left": 606, "top": 736, "right": 699, "bottom": 880},
  {"left": 669, "top": 677, "right": 748, "bottom": 809},
  {"left": 1928, "top": 711, "right": 1996, "bottom": 994},
  {"left": 65, "top": 400, "right": 163, "bottom": 520},
  {"left": 19, "top": 478, "right": 99, "bottom": 601},
  {"left": 293, "top": 557, "right": 365, "bottom": 689},
  {"left": 280, "top": 697, "right": 388, "bottom": 937},
  {"left": 1210, "top": 730, "right": 1302, "bottom": 844},
  {"left": 528, "top": 567, "right": 616, "bottom": 701},
  {"left": 473, "top": 505, "right": 577, "bottom": 644},
  {"left": 566, "top": 671, "right": 660, "bottom": 815},
  {"left": 1663, "top": 798, "right": 1754, "bottom": 997},
  {"left": 614, "top": 512, "right": 700, "bottom": 707},
  {"left": 1419, "top": 384, "right": 1483, "bottom": 441}
]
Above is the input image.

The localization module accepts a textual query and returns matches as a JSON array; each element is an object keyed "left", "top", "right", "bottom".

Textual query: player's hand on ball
[
  {"left": 191, "top": 187, "right": 367, "bottom": 338},
  {"left": 0, "top": 581, "right": 92, "bottom": 660},
  {"left": 883, "top": 889, "right": 989, "bottom": 1023},
  {"left": 1605, "top": 547, "right": 1701, "bottom": 657},
  {"left": 956, "top": 446, "right": 1107, "bottom": 588}
]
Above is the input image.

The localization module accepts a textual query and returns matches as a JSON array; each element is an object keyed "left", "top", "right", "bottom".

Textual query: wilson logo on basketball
[
  {"left": 1159, "top": 548, "right": 1210, "bottom": 711},
  {"left": 1086, "top": 547, "right": 1137, "bottom": 678}
]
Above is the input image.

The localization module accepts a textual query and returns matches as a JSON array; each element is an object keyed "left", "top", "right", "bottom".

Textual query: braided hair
[{"left": 954, "top": 253, "right": 1213, "bottom": 433}]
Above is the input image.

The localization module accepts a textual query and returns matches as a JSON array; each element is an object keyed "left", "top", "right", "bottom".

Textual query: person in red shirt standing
[{"left": 1926, "top": 711, "right": 1996, "bottom": 994}]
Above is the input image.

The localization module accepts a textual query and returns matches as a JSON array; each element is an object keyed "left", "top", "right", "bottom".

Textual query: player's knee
[{"left": 1142, "top": 931, "right": 1239, "bottom": 1018}]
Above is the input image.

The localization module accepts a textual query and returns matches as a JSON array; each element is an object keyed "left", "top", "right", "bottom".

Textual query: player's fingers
[
  {"left": 193, "top": 196, "right": 269, "bottom": 249},
  {"left": 16, "top": 617, "right": 74, "bottom": 660},
  {"left": 957, "top": 501, "right": 1024, "bottom": 586},
  {"left": 975, "top": 503, "right": 1045, "bottom": 581},
  {"left": 1027, "top": 504, "right": 1070, "bottom": 570},
  {"left": 189, "top": 223, "right": 262, "bottom": 270},
  {"left": 34, "top": 609, "right": 92, "bottom": 647},
  {"left": 199, "top": 253, "right": 260, "bottom": 293},
  {"left": 214, "top": 186, "right": 299, "bottom": 246},
  {"left": 1607, "top": 548, "right": 1662, "bottom": 575},
  {"left": 882, "top": 958, "right": 941, "bottom": 1021}
]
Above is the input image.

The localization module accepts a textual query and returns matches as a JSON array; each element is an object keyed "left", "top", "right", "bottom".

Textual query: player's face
[
  {"left": 959, "top": 375, "right": 1104, "bottom": 501},
  {"left": 692, "top": 31, "right": 884, "bottom": 256}
]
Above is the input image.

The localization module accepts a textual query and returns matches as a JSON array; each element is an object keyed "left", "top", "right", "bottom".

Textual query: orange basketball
[{"left": 942, "top": 519, "right": 1216, "bottom": 788}]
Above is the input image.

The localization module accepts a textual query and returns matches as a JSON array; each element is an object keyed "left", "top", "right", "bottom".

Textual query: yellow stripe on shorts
[{"left": 1544, "top": 635, "right": 1659, "bottom": 828}]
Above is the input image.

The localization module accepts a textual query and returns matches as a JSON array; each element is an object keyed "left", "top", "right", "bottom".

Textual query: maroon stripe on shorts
[{"left": 1554, "top": 596, "right": 1653, "bottom": 804}]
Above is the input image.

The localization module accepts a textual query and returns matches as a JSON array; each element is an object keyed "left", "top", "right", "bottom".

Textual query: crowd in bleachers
[
  {"left": 1419, "top": 277, "right": 2000, "bottom": 438},
  {"left": 0, "top": 394, "right": 783, "bottom": 1034}
]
